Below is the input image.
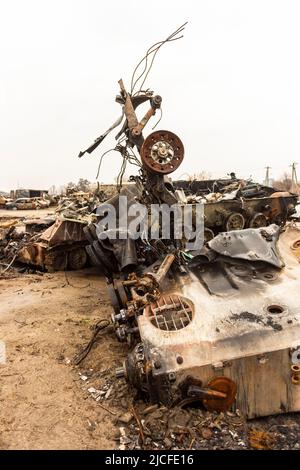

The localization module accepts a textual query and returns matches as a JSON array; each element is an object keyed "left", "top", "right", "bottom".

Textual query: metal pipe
[{"left": 154, "top": 254, "right": 175, "bottom": 285}]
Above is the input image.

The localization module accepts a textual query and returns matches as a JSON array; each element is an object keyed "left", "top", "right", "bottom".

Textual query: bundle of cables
[{"left": 73, "top": 318, "right": 110, "bottom": 365}]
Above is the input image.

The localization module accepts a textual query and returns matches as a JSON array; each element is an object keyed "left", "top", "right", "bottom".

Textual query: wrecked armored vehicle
[
  {"left": 112, "top": 223, "right": 300, "bottom": 418},
  {"left": 173, "top": 178, "right": 298, "bottom": 239},
  {"left": 1, "top": 189, "right": 106, "bottom": 273},
  {"left": 87, "top": 191, "right": 300, "bottom": 418},
  {"left": 79, "top": 23, "right": 300, "bottom": 419},
  {"left": 17, "top": 218, "right": 89, "bottom": 272}
]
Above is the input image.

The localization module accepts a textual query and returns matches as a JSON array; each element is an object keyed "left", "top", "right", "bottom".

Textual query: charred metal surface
[
  {"left": 24, "top": 218, "right": 55, "bottom": 234},
  {"left": 40, "top": 219, "right": 87, "bottom": 246},
  {"left": 17, "top": 219, "right": 89, "bottom": 271},
  {"left": 114, "top": 225, "right": 300, "bottom": 417},
  {"left": 208, "top": 224, "right": 284, "bottom": 268},
  {"left": 141, "top": 130, "right": 184, "bottom": 175},
  {"left": 173, "top": 178, "right": 298, "bottom": 236},
  {"left": 77, "top": 26, "right": 300, "bottom": 419}
]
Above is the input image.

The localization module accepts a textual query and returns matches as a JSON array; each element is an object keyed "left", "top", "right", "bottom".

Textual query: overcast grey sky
[{"left": 1, "top": 0, "right": 300, "bottom": 192}]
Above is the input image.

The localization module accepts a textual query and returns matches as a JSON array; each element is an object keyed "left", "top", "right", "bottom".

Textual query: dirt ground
[
  {"left": 0, "top": 268, "right": 300, "bottom": 450},
  {"left": 0, "top": 208, "right": 56, "bottom": 218},
  {"left": 0, "top": 268, "right": 126, "bottom": 450}
]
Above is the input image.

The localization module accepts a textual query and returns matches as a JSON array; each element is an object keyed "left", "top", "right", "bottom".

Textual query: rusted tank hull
[
  {"left": 203, "top": 195, "right": 297, "bottom": 234},
  {"left": 119, "top": 224, "right": 300, "bottom": 418},
  {"left": 18, "top": 241, "right": 88, "bottom": 271},
  {"left": 131, "top": 341, "right": 300, "bottom": 419},
  {"left": 18, "top": 219, "right": 88, "bottom": 271}
]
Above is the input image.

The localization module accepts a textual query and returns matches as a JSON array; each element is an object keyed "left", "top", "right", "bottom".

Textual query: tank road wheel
[
  {"left": 249, "top": 212, "right": 267, "bottom": 228},
  {"left": 140, "top": 130, "right": 184, "bottom": 175},
  {"left": 225, "top": 212, "right": 245, "bottom": 232},
  {"left": 44, "top": 250, "right": 68, "bottom": 272},
  {"left": 67, "top": 248, "right": 87, "bottom": 270}
]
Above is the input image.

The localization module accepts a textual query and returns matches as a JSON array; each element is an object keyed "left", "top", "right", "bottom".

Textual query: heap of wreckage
[
  {"left": 0, "top": 188, "right": 111, "bottom": 272},
  {"left": 1, "top": 24, "right": 300, "bottom": 421},
  {"left": 75, "top": 23, "right": 300, "bottom": 420}
]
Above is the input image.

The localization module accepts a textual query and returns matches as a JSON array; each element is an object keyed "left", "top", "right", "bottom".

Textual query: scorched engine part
[{"left": 140, "top": 130, "right": 184, "bottom": 175}]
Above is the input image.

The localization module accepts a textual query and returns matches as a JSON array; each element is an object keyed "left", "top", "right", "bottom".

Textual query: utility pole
[
  {"left": 264, "top": 166, "right": 271, "bottom": 186},
  {"left": 290, "top": 162, "right": 298, "bottom": 186},
  {"left": 289, "top": 162, "right": 299, "bottom": 194}
]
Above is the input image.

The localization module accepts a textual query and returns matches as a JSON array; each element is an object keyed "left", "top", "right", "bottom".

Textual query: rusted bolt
[
  {"left": 154, "top": 360, "right": 161, "bottom": 369},
  {"left": 168, "top": 372, "right": 176, "bottom": 382},
  {"left": 258, "top": 355, "right": 268, "bottom": 364},
  {"left": 292, "top": 374, "right": 300, "bottom": 385},
  {"left": 176, "top": 355, "right": 183, "bottom": 365}
]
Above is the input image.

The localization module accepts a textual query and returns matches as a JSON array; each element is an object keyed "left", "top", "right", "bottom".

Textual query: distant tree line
[{"left": 273, "top": 173, "right": 294, "bottom": 191}]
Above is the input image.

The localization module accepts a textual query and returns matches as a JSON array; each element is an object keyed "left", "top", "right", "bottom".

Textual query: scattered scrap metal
[
  {"left": 74, "top": 356, "right": 300, "bottom": 450},
  {"left": 0, "top": 187, "right": 111, "bottom": 274},
  {"left": 174, "top": 177, "right": 298, "bottom": 240},
  {"left": 55, "top": 189, "right": 107, "bottom": 221},
  {"left": 115, "top": 405, "right": 300, "bottom": 450}
]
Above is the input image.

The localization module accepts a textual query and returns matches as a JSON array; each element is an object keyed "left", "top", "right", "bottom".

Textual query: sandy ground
[
  {"left": 1, "top": 268, "right": 300, "bottom": 450},
  {"left": 0, "top": 208, "right": 56, "bottom": 219},
  {"left": 0, "top": 269, "right": 127, "bottom": 450}
]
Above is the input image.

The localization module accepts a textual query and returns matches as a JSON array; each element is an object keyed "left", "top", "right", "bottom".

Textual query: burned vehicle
[
  {"left": 5, "top": 197, "right": 38, "bottom": 210},
  {"left": 5, "top": 197, "right": 51, "bottom": 211},
  {"left": 79, "top": 24, "right": 300, "bottom": 419},
  {"left": 17, "top": 218, "right": 89, "bottom": 271},
  {"left": 173, "top": 178, "right": 298, "bottom": 240},
  {"left": 0, "top": 187, "right": 108, "bottom": 273},
  {"left": 110, "top": 224, "right": 300, "bottom": 418}
]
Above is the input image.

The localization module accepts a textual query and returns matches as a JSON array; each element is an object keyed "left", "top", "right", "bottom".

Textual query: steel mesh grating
[{"left": 147, "top": 294, "right": 193, "bottom": 331}]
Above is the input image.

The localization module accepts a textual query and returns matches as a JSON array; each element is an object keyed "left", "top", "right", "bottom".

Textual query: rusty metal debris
[
  {"left": 113, "top": 400, "right": 300, "bottom": 450},
  {"left": 74, "top": 25, "right": 300, "bottom": 420},
  {"left": 248, "top": 429, "right": 276, "bottom": 450},
  {"left": 108, "top": 221, "right": 300, "bottom": 418},
  {"left": 0, "top": 218, "right": 89, "bottom": 273},
  {"left": 173, "top": 178, "right": 298, "bottom": 236},
  {"left": 55, "top": 190, "right": 106, "bottom": 221},
  {"left": 140, "top": 130, "right": 184, "bottom": 175},
  {"left": 17, "top": 219, "right": 89, "bottom": 271},
  {"left": 0, "top": 186, "right": 114, "bottom": 273}
]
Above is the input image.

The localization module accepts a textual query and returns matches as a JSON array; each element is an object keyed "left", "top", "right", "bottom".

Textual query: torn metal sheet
[
  {"left": 208, "top": 224, "right": 284, "bottom": 268},
  {"left": 40, "top": 219, "right": 87, "bottom": 247}
]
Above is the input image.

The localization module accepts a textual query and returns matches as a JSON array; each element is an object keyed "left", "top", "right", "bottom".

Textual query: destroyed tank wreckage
[{"left": 79, "top": 24, "right": 300, "bottom": 418}]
